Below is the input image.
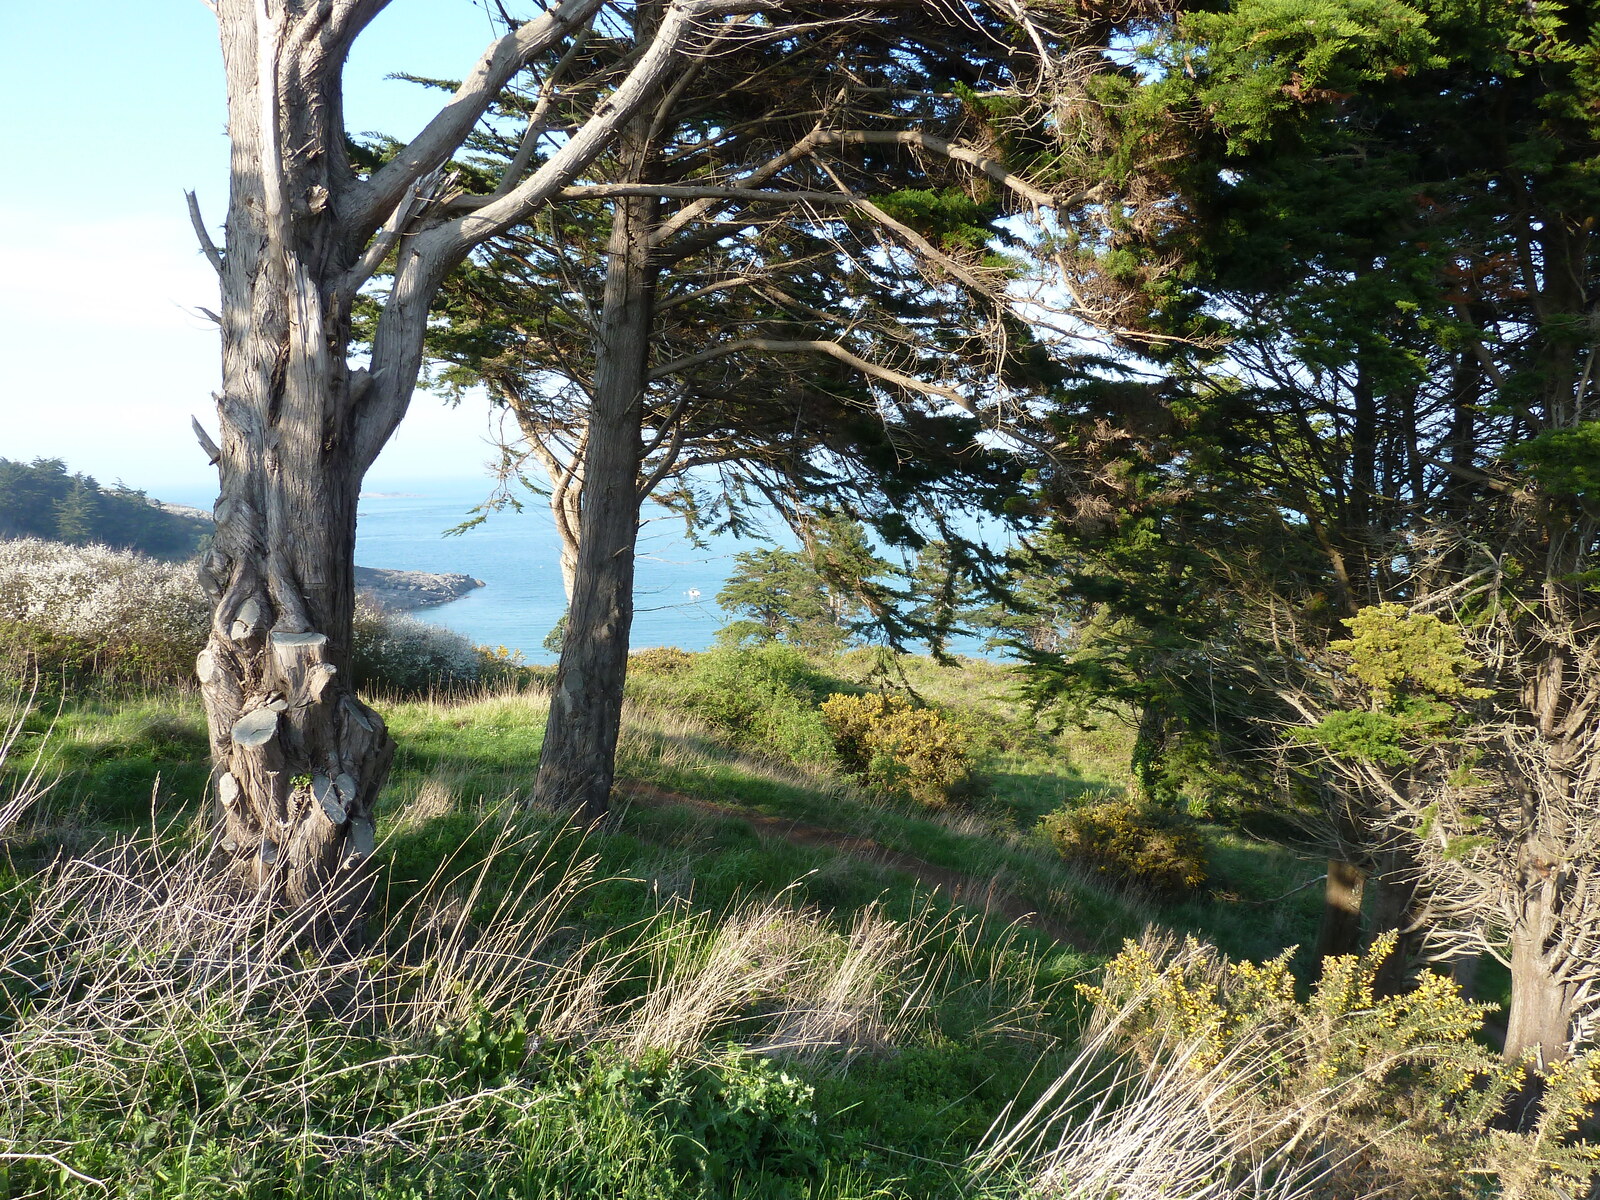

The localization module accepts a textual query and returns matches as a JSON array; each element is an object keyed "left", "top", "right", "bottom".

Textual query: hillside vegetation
[
  {"left": 0, "top": 459, "right": 211, "bottom": 560},
  {"left": 1, "top": 553, "right": 1594, "bottom": 1197}
]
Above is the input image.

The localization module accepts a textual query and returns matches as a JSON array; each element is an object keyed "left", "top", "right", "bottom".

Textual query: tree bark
[
  {"left": 1505, "top": 932, "right": 1578, "bottom": 1068},
  {"left": 1315, "top": 857, "right": 1366, "bottom": 961},
  {"left": 200, "top": 0, "right": 396, "bottom": 914},
  {"left": 1368, "top": 846, "right": 1426, "bottom": 997},
  {"left": 534, "top": 126, "right": 659, "bottom": 820},
  {"left": 198, "top": 0, "right": 710, "bottom": 901},
  {"left": 1503, "top": 847, "right": 1582, "bottom": 1065}
]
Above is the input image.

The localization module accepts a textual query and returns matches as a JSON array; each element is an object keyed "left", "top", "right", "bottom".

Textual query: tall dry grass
[
  {"left": 0, "top": 801, "right": 955, "bottom": 1191},
  {"left": 972, "top": 1003, "right": 1342, "bottom": 1200},
  {"left": 0, "top": 680, "right": 53, "bottom": 839}
]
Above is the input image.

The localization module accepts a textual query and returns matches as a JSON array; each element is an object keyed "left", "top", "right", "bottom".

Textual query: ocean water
[
  {"left": 159, "top": 477, "right": 1005, "bottom": 663},
  {"left": 355, "top": 483, "right": 757, "bottom": 661},
  {"left": 162, "top": 478, "right": 788, "bottom": 662}
]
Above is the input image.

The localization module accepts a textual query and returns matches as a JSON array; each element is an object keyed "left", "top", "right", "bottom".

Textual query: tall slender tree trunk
[{"left": 534, "top": 135, "right": 658, "bottom": 820}]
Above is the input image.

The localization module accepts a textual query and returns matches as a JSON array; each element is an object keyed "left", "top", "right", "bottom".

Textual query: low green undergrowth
[
  {"left": 0, "top": 809, "right": 1082, "bottom": 1200},
  {"left": 0, "top": 648, "right": 1365, "bottom": 1199}
]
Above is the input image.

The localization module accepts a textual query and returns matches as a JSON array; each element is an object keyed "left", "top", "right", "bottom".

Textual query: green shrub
[
  {"left": 1040, "top": 796, "right": 1208, "bottom": 895},
  {"left": 819, "top": 692, "right": 974, "bottom": 806},
  {"left": 666, "top": 645, "right": 840, "bottom": 768},
  {"left": 472, "top": 643, "right": 555, "bottom": 692}
]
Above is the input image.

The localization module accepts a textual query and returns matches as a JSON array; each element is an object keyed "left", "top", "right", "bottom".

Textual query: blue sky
[{"left": 0, "top": 1, "right": 518, "bottom": 495}]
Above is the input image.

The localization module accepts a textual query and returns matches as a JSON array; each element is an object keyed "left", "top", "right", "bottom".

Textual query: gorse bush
[
  {"left": 628, "top": 645, "right": 696, "bottom": 677},
  {"left": 0, "top": 538, "right": 480, "bottom": 695},
  {"left": 819, "top": 692, "right": 974, "bottom": 806},
  {"left": 1040, "top": 796, "right": 1209, "bottom": 896},
  {"left": 1071, "top": 932, "right": 1600, "bottom": 1200},
  {"left": 974, "top": 1013, "right": 1331, "bottom": 1200}
]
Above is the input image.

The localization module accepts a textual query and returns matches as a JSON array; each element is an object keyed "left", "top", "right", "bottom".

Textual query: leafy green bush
[
  {"left": 1040, "top": 796, "right": 1208, "bottom": 896},
  {"left": 584, "top": 1049, "right": 824, "bottom": 1192},
  {"left": 819, "top": 692, "right": 974, "bottom": 806},
  {"left": 665, "top": 645, "right": 840, "bottom": 768}
]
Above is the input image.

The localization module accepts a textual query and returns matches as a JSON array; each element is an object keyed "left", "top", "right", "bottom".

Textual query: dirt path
[{"left": 617, "top": 783, "right": 1094, "bottom": 951}]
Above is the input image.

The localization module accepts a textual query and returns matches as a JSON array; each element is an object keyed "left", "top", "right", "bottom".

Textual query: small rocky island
[{"left": 354, "top": 565, "right": 485, "bottom": 612}]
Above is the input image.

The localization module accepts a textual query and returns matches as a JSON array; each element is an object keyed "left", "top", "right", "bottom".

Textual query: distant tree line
[{"left": 0, "top": 458, "right": 210, "bottom": 561}]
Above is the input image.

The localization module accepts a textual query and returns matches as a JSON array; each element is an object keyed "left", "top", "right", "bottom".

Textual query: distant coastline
[{"left": 354, "top": 565, "right": 485, "bottom": 611}]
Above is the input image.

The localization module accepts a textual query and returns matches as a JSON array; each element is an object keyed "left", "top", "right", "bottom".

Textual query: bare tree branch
[
  {"left": 488, "top": 26, "right": 595, "bottom": 198},
  {"left": 186, "top": 190, "right": 225, "bottom": 275},
  {"left": 344, "top": 0, "right": 604, "bottom": 239},
  {"left": 810, "top": 130, "right": 1058, "bottom": 209}
]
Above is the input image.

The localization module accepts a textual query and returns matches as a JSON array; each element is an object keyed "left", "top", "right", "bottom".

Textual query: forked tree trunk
[
  {"left": 200, "top": 2, "right": 394, "bottom": 912},
  {"left": 197, "top": 0, "right": 723, "bottom": 904},
  {"left": 534, "top": 151, "right": 658, "bottom": 820}
]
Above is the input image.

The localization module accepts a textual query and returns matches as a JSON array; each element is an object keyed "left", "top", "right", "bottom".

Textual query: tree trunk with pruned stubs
[
  {"left": 197, "top": 0, "right": 722, "bottom": 909},
  {"left": 199, "top": 0, "right": 398, "bottom": 912}
]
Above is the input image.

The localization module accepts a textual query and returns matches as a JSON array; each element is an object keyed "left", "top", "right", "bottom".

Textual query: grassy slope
[{"left": 0, "top": 654, "right": 1327, "bottom": 1198}]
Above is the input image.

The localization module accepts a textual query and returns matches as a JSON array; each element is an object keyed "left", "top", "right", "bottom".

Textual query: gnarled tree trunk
[
  {"left": 197, "top": 0, "right": 711, "bottom": 901},
  {"left": 200, "top": 1, "right": 397, "bottom": 911}
]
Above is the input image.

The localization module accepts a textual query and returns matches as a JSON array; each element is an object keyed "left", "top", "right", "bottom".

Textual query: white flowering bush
[
  {"left": 0, "top": 538, "right": 208, "bottom": 682},
  {"left": 0, "top": 538, "right": 480, "bottom": 694},
  {"left": 350, "top": 599, "right": 481, "bottom": 694}
]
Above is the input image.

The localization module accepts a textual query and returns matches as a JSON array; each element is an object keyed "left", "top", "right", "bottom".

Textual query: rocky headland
[
  {"left": 152, "top": 502, "right": 484, "bottom": 612},
  {"left": 354, "top": 565, "right": 485, "bottom": 611}
]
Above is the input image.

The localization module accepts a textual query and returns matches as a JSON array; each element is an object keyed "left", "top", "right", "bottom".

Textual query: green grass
[
  {"left": 1166, "top": 829, "right": 1327, "bottom": 968},
  {"left": 1, "top": 690, "right": 211, "bottom": 857},
  {"left": 0, "top": 652, "right": 1337, "bottom": 1199}
]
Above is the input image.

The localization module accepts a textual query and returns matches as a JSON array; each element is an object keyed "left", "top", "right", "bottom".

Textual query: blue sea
[
  {"left": 354, "top": 482, "right": 765, "bottom": 661},
  {"left": 160, "top": 478, "right": 800, "bottom": 662},
  {"left": 159, "top": 477, "right": 1003, "bottom": 663}
]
